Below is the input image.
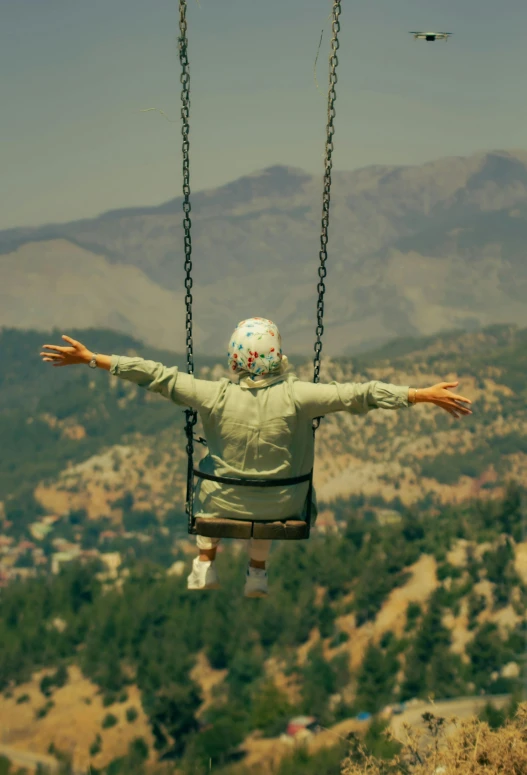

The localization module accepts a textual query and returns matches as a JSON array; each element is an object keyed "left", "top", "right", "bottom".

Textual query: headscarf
[{"left": 227, "top": 317, "right": 284, "bottom": 376}]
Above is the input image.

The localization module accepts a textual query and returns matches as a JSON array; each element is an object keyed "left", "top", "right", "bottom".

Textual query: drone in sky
[{"left": 409, "top": 31, "right": 453, "bottom": 42}]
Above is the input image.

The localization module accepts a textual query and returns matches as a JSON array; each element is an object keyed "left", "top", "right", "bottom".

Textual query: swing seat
[
  {"left": 195, "top": 516, "right": 310, "bottom": 540},
  {"left": 189, "top": 466, "right": 314, "bottom": 540}
]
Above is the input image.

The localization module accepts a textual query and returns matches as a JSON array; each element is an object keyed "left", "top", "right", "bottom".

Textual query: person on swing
[{"left": 40, "top": 317, "right": 473, "bottom": 597}]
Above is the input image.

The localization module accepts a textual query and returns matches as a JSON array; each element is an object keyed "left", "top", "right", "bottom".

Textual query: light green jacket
[{"left": 110, "top": 355, "right": 413, "bottom": 523}]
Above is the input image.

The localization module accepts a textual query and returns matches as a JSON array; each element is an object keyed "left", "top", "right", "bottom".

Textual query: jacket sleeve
[
  {"left": 109, "top": 355, "right": 219, "bottom": 412},
  {"left": 292, "top": 379, "right": 412, "bottom": 420}
]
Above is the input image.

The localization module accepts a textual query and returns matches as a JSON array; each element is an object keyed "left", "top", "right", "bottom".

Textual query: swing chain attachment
[{"left": 313, "top": 1, "right": 341, "bottom": 431}]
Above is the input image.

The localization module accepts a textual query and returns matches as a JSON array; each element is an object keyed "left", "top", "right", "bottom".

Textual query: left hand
[
  {"left": 40, "top": 335, "right": 91, "bottom": 367},
  {"left": 420, "top": 381, "right": 472, "bottom": 418}
]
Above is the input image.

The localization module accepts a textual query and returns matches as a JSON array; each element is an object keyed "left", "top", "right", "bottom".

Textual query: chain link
[
  {"left": 312, "top": 1, "right": 341, "bottom": 432},
  {"left": 179, "top": 1, "right": 198, "bottom": 530},
  {"left": 179, "top": 0, "right": 193, "bottom": 378}
]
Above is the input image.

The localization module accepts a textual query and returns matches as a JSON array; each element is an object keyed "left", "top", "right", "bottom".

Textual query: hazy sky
[{"left": 2, "top": 0, "right": 527, "bottom": 229}]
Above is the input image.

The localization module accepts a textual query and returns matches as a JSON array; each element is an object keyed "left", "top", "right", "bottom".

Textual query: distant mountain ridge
[{"left": 2, "top": 149, "right": 527, "bottom": 355}]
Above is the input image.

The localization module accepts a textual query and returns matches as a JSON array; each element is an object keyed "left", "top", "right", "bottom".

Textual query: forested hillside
[
  {"left": 0, "top": 484, "right": 525, "bottom": 774},
  {"left": 0, "top": 323, "right": 525, "bottom": 774}
]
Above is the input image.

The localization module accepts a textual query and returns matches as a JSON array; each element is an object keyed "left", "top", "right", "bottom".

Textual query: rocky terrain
[{"left": 2, "top": 149, "right": 527, "bottom": 355}]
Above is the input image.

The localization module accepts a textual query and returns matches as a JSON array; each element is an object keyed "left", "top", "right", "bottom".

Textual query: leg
[
  {"left": 188, "top": 534, "right": 221, "bottom": 590},
  {"left": 244, "top": 538, "right": 272, "bottom": 598},
  {"left": 196, "top": 534, "right": 221, "bottom": 562},
  {"left": 247, "top": 538, "right": 272, "bottom": 569}
]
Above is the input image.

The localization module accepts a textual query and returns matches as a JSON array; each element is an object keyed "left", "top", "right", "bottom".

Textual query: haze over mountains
[{"left": 2, "top": 149, "right": 527, "bottom": 356}]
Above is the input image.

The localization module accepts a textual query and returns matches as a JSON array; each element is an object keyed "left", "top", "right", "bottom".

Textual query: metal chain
[
  {"left": 179, "top": 1, "right": 198, "bottom": 530},
  {"left": 179, "top": 0, "right": 193, "bottom": 378},
  {"left": 313, "top": 1, "right": 341, "bottom": 431}
]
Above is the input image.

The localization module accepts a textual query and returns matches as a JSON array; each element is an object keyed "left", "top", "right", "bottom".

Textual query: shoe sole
[{"left": 244, "top": 589, "right": 268, "bottom": 598}]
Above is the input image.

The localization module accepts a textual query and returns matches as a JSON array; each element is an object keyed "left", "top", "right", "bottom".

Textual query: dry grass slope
[
  {"left": 0, "top": 666, "right": 155, "bottom": 772},
  {"left": 341, "top": 702, "right": 527, "bottom": 774}
]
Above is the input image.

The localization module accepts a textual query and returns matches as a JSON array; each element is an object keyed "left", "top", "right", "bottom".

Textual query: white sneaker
[
  {"left": 187, "top": 557, "right": 220, "bottom": 590},
  {"left": 244, "top": 566, "right": 268, "bottom": 598}
]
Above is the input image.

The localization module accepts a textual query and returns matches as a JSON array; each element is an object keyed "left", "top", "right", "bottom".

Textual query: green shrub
[
  {"left": 35, "top": 700, "right": 54, "bottom": 719},
  {"left": 89, "top": 733, "right": 102, "bottom": 756},
  {"left": 329, "top": 631, "right": 349, "bottom": 648},
  {"left": 190, "top": 711, "right": 247, "bottom": 768},
  {"left": 39, "top": 675, "right": 55, "bottom": 698},
  {"left": 250, "top": 679, "right": 293, "bottom": 738},
  {"left": 128, "top": 737, "right": 149, "bottom": 761},
  {"left": 436, "top": 562, "right": 462, "bottom": 581},
  {"left": 102, "top": 713, "right": 118, "bottom": 729},
  {"left": 467, "top": 592, "right": 487, "bottom": 629},
  {"left": 53, "top": 664, "right": 68, "bottom": 688},
  {"left": 405, "top": 602, "right": 422, "bottom": 632},
  {"left": 274, "top": 740, "right": 347, "bottom": 775}
]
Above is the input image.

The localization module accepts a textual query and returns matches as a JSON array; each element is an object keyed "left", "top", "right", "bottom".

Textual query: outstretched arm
[
  {"left": 293, "top": 379, "right": 472, "bottom": 420},
  {"left": 40, "top": 335, "right": 218, "bottom": 412}
]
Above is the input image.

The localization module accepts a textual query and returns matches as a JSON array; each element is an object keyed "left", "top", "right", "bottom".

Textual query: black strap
[
  {"left": 189, "top": 466, "right": 314, "bottom": 536},
  {"left": 193, "top": 469, "right": 312, "bottom": 488}
]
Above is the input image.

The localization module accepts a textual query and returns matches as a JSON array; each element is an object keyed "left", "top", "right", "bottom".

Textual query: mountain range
[{"left": 2, "top": 149, "right": 527, "bottom": 355}]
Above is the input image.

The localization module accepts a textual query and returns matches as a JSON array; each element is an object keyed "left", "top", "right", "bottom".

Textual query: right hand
[
  {"left": 40, "top": 335, "right": 92, "bottom": 367},
  {"left": 421, "top": 381, "right": 472, "bottom": 418}
]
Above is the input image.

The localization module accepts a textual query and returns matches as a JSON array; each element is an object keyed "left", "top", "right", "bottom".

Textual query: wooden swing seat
[{"left": 195, "top": 516, "right": 310, "bottom": 540}]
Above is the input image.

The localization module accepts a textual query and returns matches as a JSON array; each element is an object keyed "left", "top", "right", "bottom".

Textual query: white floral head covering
[{"left": 227, "top": 317, "right": 283, "bottom": 376}]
